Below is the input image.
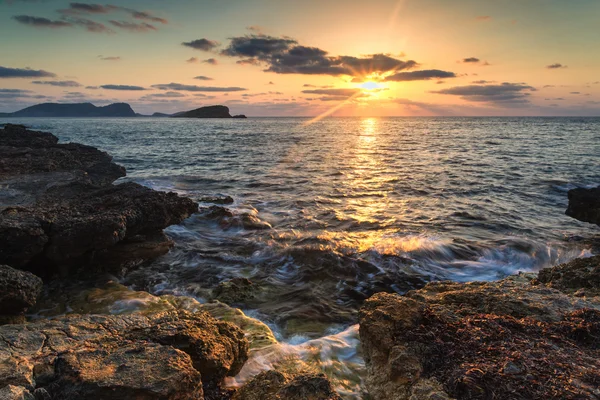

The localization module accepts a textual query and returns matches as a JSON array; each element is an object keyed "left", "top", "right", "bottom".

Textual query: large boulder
[
  {"left": 0, "top": 310, "right": 248, "bottom": 399},
  {"left": 566, "top": 186, "right": 600, "bottom": 226},
  {"left": 0, "top": 265, "right": 42, "bottom": 324},
  {"left": 0, "top": 124, "right": 198, "bottom": 276},
  {"left": 359, "top": 258, "right": 600, "bottom": 400}
]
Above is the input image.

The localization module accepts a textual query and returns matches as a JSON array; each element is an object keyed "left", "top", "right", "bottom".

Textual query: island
[
  {"left": 171, "top": 105, "right": 246, "bottom": 119},
  {"left": 0, "top": 102, "right": 136, "bottom": 118}
]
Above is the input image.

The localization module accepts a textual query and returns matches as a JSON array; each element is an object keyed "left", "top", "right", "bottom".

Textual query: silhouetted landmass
[
  {"left": 0, "top": 102, "right": 136, "bottom": 117},
  {"left": 172, "top": 105, "right": 246, "bottom": 119},
  {"left": 151, "top": 112, "right": 172, "bottom": 117}
]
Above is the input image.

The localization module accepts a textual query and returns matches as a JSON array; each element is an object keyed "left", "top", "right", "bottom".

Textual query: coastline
[{"left": 0, "top": 124, "right": 598, "bottom": 399}]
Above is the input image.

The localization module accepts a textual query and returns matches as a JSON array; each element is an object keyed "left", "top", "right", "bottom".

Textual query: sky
[{"left": 1, "top": 0, "right": 599, "bottom": 116}]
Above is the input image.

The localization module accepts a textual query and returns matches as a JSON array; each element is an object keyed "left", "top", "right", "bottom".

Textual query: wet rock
[
  {"left": 232, "top": 371, "right": 341, "bottom": 400},
  {"left": 535, "top": 255, "right": 600, "bottom": 297},
  {"left": 0, "top": 310, "right": 248, "bottom": 398},
  {"left": 0, "top": 124, "right": 198, "bottom": 276},
  {"left": 359, "top": 263, "right": 600, "bottom": 400},
  {"left": 0, "top": 385, "right": 35, "bottom": 400},
  {"left": 566, "top": 186, "right": 600, "bottom": 226},
  {"left": 0, "top": 265, "right": 43, "bottom": 321},
  {"left": 213, "top": 278, "right": 257, "bottom": 304},
  {"left": 200, "top": 205, "right": 271, "bottom": 230}
]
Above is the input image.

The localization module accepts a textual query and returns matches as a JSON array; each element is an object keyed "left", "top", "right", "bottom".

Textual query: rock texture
[
  {"left": 232, "top": 371, "right": 341, "bottom": 400},
  {"left": 0, "top": 265, "right": 43, "bottom": 324},
  {"left": 0, "top": 124, "right": 198, "bottom": 276},
  {"left": 172, "top": 105, "right": 234, "bottom": 119},
  {"left": 359, "top": 258, "right": 600, "bottom": 400},
  {"left": 0, "top": 310, "right": 248, "bottom": 399},
  {"left": 566, "top": 186, "right": 600, "bottom": 226}
]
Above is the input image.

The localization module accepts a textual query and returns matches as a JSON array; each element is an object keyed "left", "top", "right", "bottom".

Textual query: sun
[{"left": 359, "top": 81, "right": 385, "bottom": 90}]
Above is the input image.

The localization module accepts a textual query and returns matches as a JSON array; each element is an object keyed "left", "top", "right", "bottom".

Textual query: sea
[{"left": 7, "top": 116, "right": 600, "bottom": 398}]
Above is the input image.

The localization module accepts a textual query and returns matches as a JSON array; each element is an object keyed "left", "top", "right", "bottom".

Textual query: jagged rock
[
  {"left": 200, "top": 205, "right": 271, "bottom": 230},
  {"left": 0, "top": 310, "right": 248, "bottom": 399},
  {"left": 0, "top": 125, "right": 198, "bottom": 276},
  {"left": 232, "top": 371, "right": 341, "bottom": 400},
  {"left": 213, "top": 278, "right": 257, "bottom": 304},
  {"left": 566, "top": 186, "right": 600, "bottom": 226},
  {"left": 198, "top": 195, "right": 234, "bottom": 205},
  {"left": 359, "top": 261, "right": 600, "bottom": 400},
  {"left": 535, "top": 255, "right": 600, "bottom": 297},
  {"left": 0, "top": 265, "right": 43, "bottom": 320}
]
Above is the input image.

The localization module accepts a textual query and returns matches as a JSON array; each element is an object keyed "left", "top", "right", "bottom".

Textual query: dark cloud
[
  {"left": 86, "top": 86, "right": 99, "bottom": 89},
  {"left": 100, "top": 84, "right": 146, "bottom": 90},
  {"left": 0, "top": 66, "right": 56, "bottom": 78},
  {"left": 128, "top": 10, "right": 167, "bottom": 24},
  {"left": 182, "top": 39, "right": 220, "bottom": 51},
  {"left": 221, "top": 34, "right": 417, "bottom": 76},
  {"left": 151, "top": 83, "right": 247, "bottom": 92},
  {"left": 61, "top": 3, "right": 117, "bottom": 14},
  {"left": 463, "top": 57, "right": 480, "bottom": 63},
  {"left": 203, "top": 58, "right": 218, "bottom": 65},
  {"left": 186, "top": 57, "right": 198, "bottom": 63},
  {"left": 547, "top": 63, "right": 567, "bottom": 69},
  {"left": 13, "top": 15, "right": 72, "bottom": 28},
  {"left": 385, "top": 69, "right": 456, "bottom": 82},
  {"left": 99, "top": 55, "right": 121, "bottom": 61},
  {"left": 570, "top": 91, "right": 581, "bottom": 95},
  {"left": 432, "top": 82, "right": 536, "bottom": 106},
  {"left": 32, "top": 80, "right": 82, "bottom": 87},
  {"left": 110, "top": 20, "right": 156, "bottom": 32},
  {"left": 194, "top": 76, "right": 213, "bottom": 81},
  {"left": 237, "top": 58, "right": 261, "bottom": 66},
  {"left": 472, "top": 80, "right": 494, "bottom": 84},
  {"left": 64, "top": 17, "right": 113, "bottom": 33}
]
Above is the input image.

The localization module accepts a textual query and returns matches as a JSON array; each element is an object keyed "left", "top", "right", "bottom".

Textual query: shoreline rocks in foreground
[{"left": 0, "top": 124, "right": 198, "bottom": 278}]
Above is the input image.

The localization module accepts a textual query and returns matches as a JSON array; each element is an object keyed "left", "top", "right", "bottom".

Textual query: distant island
[
  {"left": 0, "top": 102, "right": 136, "bottom": 118},
  {"left": 0, "top": 102, "right": 247, "bottom": 119}
]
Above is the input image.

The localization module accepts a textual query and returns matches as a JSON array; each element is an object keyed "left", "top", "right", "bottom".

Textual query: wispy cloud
[
  {"left": 182, "top": 38, "right": 220, "bottom": 51},
  {"left": 194, "top": 76, "right": 213, "bottom": 81},
  {"left": 432, "top": 82, "right": 537, "bottom": 106},
  {"left": 385, "top": 70, "right": 456, "bottom": 82},
  {"left": 32, "top": 80, "right": 82, "bottom": 87},
  {"left": 109, "top": 21, "right": 156, "bottom": 32},
  {"left": 546, "top": 63, "right": 567, "bottom": 69},
  {"left": 98, "top": 55, "right": 121, "bottom": 61},
  {"left": 100, "top": 84, "right": 146, "bottom": 90},
  {"left": 13, "top": 15, "right": 72, "bottom": 28},
  {"left": 186, "top": 57, "right": 198, "bottom": 63},
  {"left": 203, "top": 58, "right": 218, "bottom": 65},
  {"left": 151, "top": 83, "right": 247, "bottom": 92}
]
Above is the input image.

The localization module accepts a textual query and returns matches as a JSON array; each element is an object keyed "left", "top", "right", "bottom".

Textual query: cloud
[
  {"left": 186, "top": 57, "right": 198, "bottom": 63},
  {"left": 203, "top": 58, "right": 218, "bottom": 65},
  {"left": 32, "top": 80, "right": 82, "bottom": 87},
  {"left": 64, "top": 17, "right": 113, "bottom": 33},
  {"left": 86, "top": 86, "right": 99, "bottom": 89},
  {"left": 110, "top": 20, "right": 156, "bottom": 32},
  {"left": 60, "top": 3, "right": 117, "bottom": 14},
  {"left": 268, "top": 81, "right": 274, "bottom": 85},
  {"left": 237, "top": 58, "right": 261, "bottom": 66},
  {"left": 127, "top": 10, "right": 167, "bottom": 24},
  {"left": 462, "top": 57, "right": 480, "bottom": 63},
  {"left": 570, "top": 91, "right": 581, "bottom": 95},
  {"left": 151, "top": 83, "right": 247, "bottom": 92},
  {"left": 100, "top": 84, "right": 146, "bottom": 90},
  {"left": 13, "top": 15, "right": 72, "bottom": 28},
  {"left": 0, "top": 66, "right": 56, "bottom": 78},
  {"left": 302, "top": 88, "right": 361, "bottom": 96},
  {"left": 99, "top": 55, "right": 121, "bottom": 61},
  {"left": 220, "top": 34, "right": 417, "bottom": 76},
  {"left": 182, "top": 39, "right": 220, "bottom": 51},
  {"left": 472, "top": 80, "right": 494, "bottom": 84},
  {"left": 546, "top": 63, "right": 567, "bottom": 69},
  {"left": 432, "top": 82, "right": 536, "bottom": 106},
  {"left": 476, "top": 16, "right": 492, "bottom": 21},
  {"left": 140, "top": 91, "right": 187, "bottom": 100},
  {"left": 385, "top": 69, "right": 457, "bottom": 82},
  {"left": 194, "top": 76, "right": 213, "bottom": 81}
]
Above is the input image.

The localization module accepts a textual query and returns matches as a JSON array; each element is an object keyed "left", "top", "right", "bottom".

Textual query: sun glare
[{"left": 359, "top": 81, "right": 385, "bottom": 90}]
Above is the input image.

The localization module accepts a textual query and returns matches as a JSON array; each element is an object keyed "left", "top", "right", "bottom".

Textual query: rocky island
[
  {"left": 171, "top": 105, "right": 247, "bottom": 119},
  {"left": 0, "top": 103, "right": 137, "bottom": 118}
]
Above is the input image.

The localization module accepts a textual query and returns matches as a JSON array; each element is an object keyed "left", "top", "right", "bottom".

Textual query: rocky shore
[
  {"left": 359, "top": 185, "right": 600, "bottom": 400},
  {"left": 1, "top": 123, "right": 599, "bottom": 399}
]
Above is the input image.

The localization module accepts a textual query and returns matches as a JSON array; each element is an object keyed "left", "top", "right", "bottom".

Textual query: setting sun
[{"left": 359, "top": 81, "right": 385, "bottom": 90}]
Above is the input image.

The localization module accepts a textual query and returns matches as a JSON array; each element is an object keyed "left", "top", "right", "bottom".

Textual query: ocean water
[{"left": 8, "top": 116, "right": 600, "bottom": 397}]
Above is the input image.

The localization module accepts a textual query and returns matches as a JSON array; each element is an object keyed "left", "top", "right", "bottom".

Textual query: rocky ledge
[
  {"left": 359, "top": 255, "right": 600, "bottom": 400},
  {"left": 0, "top": 310, "right": 248, "bottom": 399},
  {"left": 567, "top": 186, "right": 600, "bottom": 226},
  {"left": 0, "top": 124, "right": 198, "bottom": 277}
]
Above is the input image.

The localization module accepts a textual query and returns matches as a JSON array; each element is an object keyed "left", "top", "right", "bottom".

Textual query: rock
[
  {"left": 232, "top": 115, "right": 247, "bottom": 119},
  {"left": 359, "top": 265, "right": 600, "bottom": 400},
  {"left": 0, "top": 310, "right": 248, "bottom": 398},
  {"left": 0, "top": 125, "right": 198, "bottom": 276},
  {"left": 200, "top": 205, "right": 272, "bottom": 230},
  {"left": 0, "top": 385, "right": 35, "bottom": 400},
  {"left": 2, "top": 102, "right": 136, "bottom": 118},
  {"left": 213, "top": 278, "right": 257, "bottom": 304},
  {"left": 535, "top": 255, "right": 600, "bottom": 297},
  {"left": 232, "top": 371, "right": 341, "bottom": 400},
  {"left": 566, "top": 186, "right": 600, "bottom": 226},
  {"left": 0, "top": 265, "right": 43, "bottom": 320}
]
